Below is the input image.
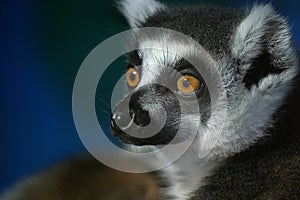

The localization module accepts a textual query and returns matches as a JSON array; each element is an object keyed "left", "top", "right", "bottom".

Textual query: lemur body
[{"left": 1, "top": 1, "right": 299, "bottom": 200}]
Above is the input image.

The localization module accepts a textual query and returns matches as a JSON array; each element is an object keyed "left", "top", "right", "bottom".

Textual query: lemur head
[{"left": 110, "top": 0, "right": 298, "bottom": 159}]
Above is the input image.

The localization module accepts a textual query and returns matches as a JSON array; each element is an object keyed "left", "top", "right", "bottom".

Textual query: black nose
[
  {"left": 110, "top": 84, "right": 181, "bottom": 146},
  {"left": 130, "top": 106, "right": 151, "bottom": 127},
  {"left": 110, "top": 100, "right": 151, "bottom": 136}
]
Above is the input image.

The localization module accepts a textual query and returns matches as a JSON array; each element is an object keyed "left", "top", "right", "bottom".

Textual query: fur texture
[
  {"left": 191, "top": 75, "right": 300, "bottom": 199},
  {"left": 117, "top": 0, "right": 165, "bottom": 28},
  {"left": 118, "top": 1, "right": 299, "bottom": 199}
]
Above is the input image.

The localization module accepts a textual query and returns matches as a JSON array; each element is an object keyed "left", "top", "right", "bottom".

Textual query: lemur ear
[
  {"left": 231, "top": 4, "right": 297, "bottom": 89},
  {"left": 117, "top": 0, "right": 165, "bottom": 28}
]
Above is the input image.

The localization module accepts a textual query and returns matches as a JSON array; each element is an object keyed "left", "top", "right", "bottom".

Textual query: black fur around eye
[{"left": 127, "top": 50, "right": 142, "bottom": 67}]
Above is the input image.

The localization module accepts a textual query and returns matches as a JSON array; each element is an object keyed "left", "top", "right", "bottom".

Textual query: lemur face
[
  {"left": 110, "top": 0, "right": 298, "bottom": 158},
  {"left": 110, "top": 42, "right": 212, "bottom": 146}
]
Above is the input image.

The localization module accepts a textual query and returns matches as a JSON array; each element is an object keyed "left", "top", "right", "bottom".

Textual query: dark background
[{"left": 1, "top": 0, "right": 299, "bottom": 193}]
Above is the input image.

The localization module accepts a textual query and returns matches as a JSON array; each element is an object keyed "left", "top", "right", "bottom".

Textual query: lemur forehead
[{"left": 138, "top": 40, "right": 196, "bottom": 67}]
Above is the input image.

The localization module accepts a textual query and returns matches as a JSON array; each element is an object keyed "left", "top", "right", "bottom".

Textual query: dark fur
[
  {"left": 243, "top": 50, "right": 286, "bottom": 90},
  {"left": 142, "top": 6, "right": 245, "bottom": 56},
  {"left": 191, "top": 72, "right": 300, "bottom": 199}
]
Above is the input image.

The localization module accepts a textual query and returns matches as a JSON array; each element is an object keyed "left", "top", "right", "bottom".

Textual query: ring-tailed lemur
[
  {"left": 111, "top": 0, "right": 300, "bottom": 199},
  {"left": 1, "top": 0, "right": 299, "bottom": 200}
]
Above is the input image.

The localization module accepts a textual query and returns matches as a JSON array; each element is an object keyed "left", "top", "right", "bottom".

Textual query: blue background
[{"left": 1, "top": 0, "right": 299, "bottom": 192}]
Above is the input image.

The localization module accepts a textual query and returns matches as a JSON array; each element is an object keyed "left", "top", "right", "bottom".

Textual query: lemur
[
  {"left": 110, "top": 0, "right": 300, "bottom": 199},
  {"left": 1, "top": 0, "right": 299, "bottom": 200}
]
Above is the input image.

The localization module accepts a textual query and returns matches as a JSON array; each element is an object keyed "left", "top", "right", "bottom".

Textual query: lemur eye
[
  {"left": 177, "top": 75, "right": 200, "bottom": 95},
  {"left": 126, "top": 68, "right": 140, "bottom": 88}
]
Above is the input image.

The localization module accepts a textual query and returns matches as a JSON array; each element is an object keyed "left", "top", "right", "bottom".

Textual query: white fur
[
  {"left": 232, "top": 4, "right": 296, "bottom": 72},
  {"left": 206, "top": 64, "right": 298, "bottom": 159},
  {"left": 209, "top": 4, "right": 299, "bottom": 158},
  {"left": 137, "top": 39, "right": 188, "bottom": 86},
  {"left": 117, "top": 0, "right": 165, "bottom": 28},
  {"left": 232, "top": 5, "right": 274, "bottom": 63},
  {"left": 129, "top": 144, "right": 217, "bottom": 200},
  {"left": 160, "top": 148, "right": 217, "bottom": 199}
]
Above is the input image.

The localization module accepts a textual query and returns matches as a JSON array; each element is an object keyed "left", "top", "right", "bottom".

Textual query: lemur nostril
[
  {"left": 129, "top": 94, "right": 151, "bottom": 127},
  {"left": 133, "top": 110, "right": 151, "bottom": 127}
]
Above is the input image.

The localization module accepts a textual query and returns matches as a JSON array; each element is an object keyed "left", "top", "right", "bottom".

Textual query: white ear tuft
[
  {"left": 231, "top": 4, "right": 296, "bottom": 70},
  {"left": 117, "top": 0, "right": 165, "bottom": 28}
]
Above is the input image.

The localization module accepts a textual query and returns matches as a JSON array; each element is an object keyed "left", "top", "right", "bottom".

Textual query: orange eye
[
  {"left": 126, "top": 68, "right": 140, "bottom": 88},
  {"left": 177, "top": 75, "right": 200, "bottom": 95}
]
